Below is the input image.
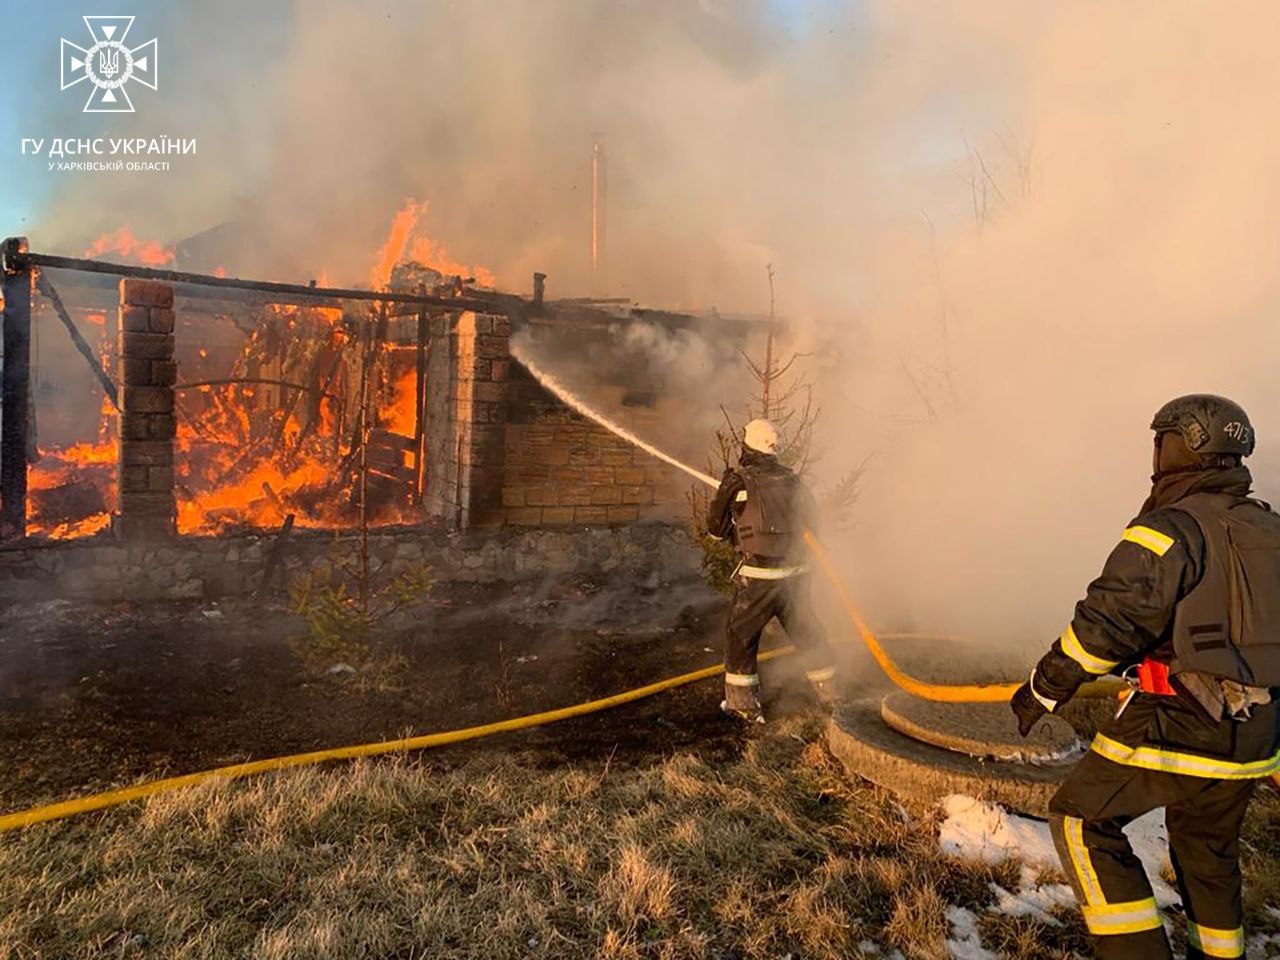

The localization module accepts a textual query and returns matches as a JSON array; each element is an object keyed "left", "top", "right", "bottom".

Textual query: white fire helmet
[{"left": 743, "top": 419, "right": 779, "bottom": 455}]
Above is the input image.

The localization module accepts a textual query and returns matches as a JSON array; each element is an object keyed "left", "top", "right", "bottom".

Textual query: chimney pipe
[{"left": 590, "top": 139, "right": 607, "bottom": 291}]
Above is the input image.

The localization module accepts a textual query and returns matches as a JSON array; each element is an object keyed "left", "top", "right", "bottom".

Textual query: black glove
[{"left": 1010, "top": 681, "right": 1047, "bottom": 738}]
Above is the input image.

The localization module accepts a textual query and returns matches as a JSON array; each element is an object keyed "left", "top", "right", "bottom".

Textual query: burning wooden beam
[
  {"left": 14, "top": 250, "right": 496, "bottom": 314},
  {"left": 34, "top": 273, "right": 120, "bottom": 410},
  {"left": 414, "top": 286, "right": 429, "bottom": 503}
]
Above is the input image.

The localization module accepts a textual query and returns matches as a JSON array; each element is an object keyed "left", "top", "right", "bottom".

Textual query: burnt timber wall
[{"left": 36, "top": 290, "right": 690, "bottom": 542}]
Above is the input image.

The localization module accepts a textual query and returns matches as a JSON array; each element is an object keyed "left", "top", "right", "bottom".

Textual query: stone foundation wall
[{"left": 0, "top": 522, "right": 697, "bottom": 604}]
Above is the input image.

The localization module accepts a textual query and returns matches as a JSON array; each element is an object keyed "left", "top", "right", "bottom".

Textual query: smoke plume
[{"left": 23, "top": 1, "right": 1280, "bottom": 644}]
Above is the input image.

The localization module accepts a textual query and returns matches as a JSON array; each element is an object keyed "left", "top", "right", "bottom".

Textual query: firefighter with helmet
[
  {"left": 706, "top": 418, "right": 838, "bottom": 722},
  {"left": 1012, "top": 395, "right": 1280, "bottom": 959}
]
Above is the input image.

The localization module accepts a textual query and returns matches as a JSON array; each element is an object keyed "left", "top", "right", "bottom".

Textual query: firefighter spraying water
[
  {"left": 521, "top": 360, "right": 1280, "bottom": 954},
  {"left": 706, "top": 419, "right": 838, "bottom": 722}
]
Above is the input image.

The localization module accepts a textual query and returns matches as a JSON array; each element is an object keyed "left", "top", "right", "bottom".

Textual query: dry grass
[{"left": 0, "top": 717, "right": 1276, "bottom": 959}]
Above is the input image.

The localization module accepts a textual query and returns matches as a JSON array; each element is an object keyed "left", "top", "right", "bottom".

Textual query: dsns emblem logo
[{"left": 60, "top": 16, "right": 158, "bottom": 113}]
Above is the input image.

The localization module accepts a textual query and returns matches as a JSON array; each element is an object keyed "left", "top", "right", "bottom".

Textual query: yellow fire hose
[
  {"left": 0, "top": 378, "right": 1272, "bottom": 829},
  {"left": 0, "top": 648, "right": 794, "bottom": 833},
  {"left": 802, "top": 530, "right": 1121, "bottom": 704},
  {"left": 0, "top": 526, "right": 1224, "bottom": 836},
  {"left": 802, "top": 530, "right": 1279, "bottom": 792}
]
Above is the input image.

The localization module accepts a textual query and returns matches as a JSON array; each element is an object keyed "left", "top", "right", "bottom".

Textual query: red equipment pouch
[{"left": 1137, "top": 658, "right": 1176, "bottom": 696}]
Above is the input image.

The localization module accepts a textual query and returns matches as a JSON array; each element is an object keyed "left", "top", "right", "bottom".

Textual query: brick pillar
[
  {"left": 423, "top": 311, "right": 510, "bottom": 528},
  {"left": 113, "top": 279, "right": 177, "bottom": 539}
]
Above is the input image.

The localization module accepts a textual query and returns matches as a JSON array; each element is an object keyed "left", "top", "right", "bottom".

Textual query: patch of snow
[
  {"left": 938, "top": 795, "right": 1057, "bottom": 868},
  {"left": 1122, "top": 811, "right": 1179, "bottom": 908},
  {"left": 938, "top": 794, "right": 1180, "bottom": 912},
  {"left": 988, "top": 866, "right": 1073, "bottom": 925},
  {"left": 855, "top": 940, "right": 881, "bottom": 955},
  {"left": 945, "top": 905, "right": 997, "bottom": 960}
]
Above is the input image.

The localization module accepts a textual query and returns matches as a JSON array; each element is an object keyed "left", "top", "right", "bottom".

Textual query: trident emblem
[
  {"left": 60, "top": 16, "right": 159, "bottom": 113},
  {"left": 98, "top": 48, "right": 121, "bottom": 79}
]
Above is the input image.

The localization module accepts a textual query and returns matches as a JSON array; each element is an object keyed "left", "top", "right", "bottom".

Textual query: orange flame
[
  {"left": 371, "top": 198, "right": 496, "bottom": 289},
  {"left": 84, "top": 227, "right": 174, "bottom": 267},
  {"left": 383, "top": 367, "right": 419, "bottom": 436},
  {"left": 27, "top": 439, "right": 117, "bottom": 539},
  {"left": 371, "top": 201, "right": 423, "bottom": 290},
  {"left": 34, "top": 207, "right": 498, "bottom": 540}
]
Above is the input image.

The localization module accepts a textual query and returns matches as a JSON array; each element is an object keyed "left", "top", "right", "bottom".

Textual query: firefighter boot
[{"left": 721, "top": 682, "right": 765, "bottom": 724}]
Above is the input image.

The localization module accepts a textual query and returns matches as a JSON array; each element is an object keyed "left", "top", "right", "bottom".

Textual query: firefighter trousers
[
  {"left": 1048, "top": 748, "right": 1260, "bottom": 959},
  {"left": 723, "top": 572, "right": 835, "bottom": 690}
]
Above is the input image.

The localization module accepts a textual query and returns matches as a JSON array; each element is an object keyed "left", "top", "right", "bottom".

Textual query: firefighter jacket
[
  {"left": 707, "top": 450, "right": 809, "bottom": 577},
  {"left": 1031, "top": 466, "right": 1280, "bottom": 776}
]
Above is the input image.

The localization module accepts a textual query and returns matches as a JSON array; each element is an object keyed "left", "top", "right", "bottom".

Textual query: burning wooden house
[{"left": 1, "top": 232, "right": 760, "bottom": 571}]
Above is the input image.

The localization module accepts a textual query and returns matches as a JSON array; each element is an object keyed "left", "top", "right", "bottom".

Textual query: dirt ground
[{"left": 0, "top": 573, "right": 844, "bottom": 813}]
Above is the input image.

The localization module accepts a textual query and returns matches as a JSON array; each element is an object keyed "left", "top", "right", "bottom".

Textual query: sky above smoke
[{"left": 6, "top": 1, "right": 1280, "bottom": 644}]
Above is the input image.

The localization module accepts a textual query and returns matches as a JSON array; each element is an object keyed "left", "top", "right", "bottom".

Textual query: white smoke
[{"left": 23, "top": 1, "right": 1280, "bottom": 646}]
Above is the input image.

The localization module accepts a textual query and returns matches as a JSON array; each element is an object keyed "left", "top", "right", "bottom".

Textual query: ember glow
[
  {"left": 383, "top": 366, "right": 420, "bottom": 438},
  {"left": 172, "top": 303, "right": 357, "bottom": 535},
  {"left": 83, "top": 228, "right": 175, "bottom": 267},
  {"left": 27, "top": 440, "right": 117, "bottom": 539},
  {"left": 29, "top": 209, "right": 490, "bottom": 539}
]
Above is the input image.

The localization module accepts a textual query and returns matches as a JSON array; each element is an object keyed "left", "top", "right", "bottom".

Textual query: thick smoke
[
  {"left": 25, "top": 2, "right": 1280, "bottom": 645},
  {"left": 812, "top": 2, "right": 1280, "bottom": 644}
]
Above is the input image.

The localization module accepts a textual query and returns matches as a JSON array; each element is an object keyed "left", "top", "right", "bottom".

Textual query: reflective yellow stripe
[
  {"left": 1060, "top": 624, "right": 1120, "bottom": 675},
  {"left": 1091, "top": 734, "right": 1280, "bottom": 779},
  {"left": 1028, "top": 668, "right": 1059, "bottom": 712},
  {"left": 734, "top": 490, "right": 749, "bottom": 502},
  {"left": 1123, "top": 525, "right": 1175, "bottom": 557},
  {"left": 806, "top": 666, "right": 835, "bottom": 683},
  {"left": 739, "top": 563, "right": 806, "bottom": 580},
  {"left": 1081, "top": 897, "right": 1162, "bottom": 935},
  {"left": 1063, "top": 816, "right": 1104, "bottom": 906},
  {"left": 724, "top": 672, "right": 759, "bottom": 687},
  {"left": 1187, "top": 922, "right": 1244, "bottom": 958}
]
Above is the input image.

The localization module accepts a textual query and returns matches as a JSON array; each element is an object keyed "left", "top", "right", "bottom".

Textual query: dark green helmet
[{"left": 1151, "top": 394, "right": 1255, "bottom": 457}]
